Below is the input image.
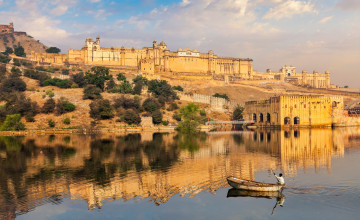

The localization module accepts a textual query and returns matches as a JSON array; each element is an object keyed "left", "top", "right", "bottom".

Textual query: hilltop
[{"left": 0, "top": 33, "right": 48, "bottom": 55}]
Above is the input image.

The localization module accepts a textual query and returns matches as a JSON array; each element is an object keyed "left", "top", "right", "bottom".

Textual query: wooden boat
[{"left": 227, "top": 176, "right": 284, "bottom": 192}]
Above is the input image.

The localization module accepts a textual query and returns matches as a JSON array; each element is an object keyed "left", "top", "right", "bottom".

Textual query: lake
[{"left": 0, "top": 128, "right": 359, "bottom": 220}]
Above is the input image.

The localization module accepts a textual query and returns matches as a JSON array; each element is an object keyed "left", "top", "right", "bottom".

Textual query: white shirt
[{"left": 275, "top": 175, "right": 285, "bottom": 185}]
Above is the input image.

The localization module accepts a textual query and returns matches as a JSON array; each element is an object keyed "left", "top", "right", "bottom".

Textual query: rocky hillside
[{"left": 0, "top": 33, "right": 48, "bottom": 55}]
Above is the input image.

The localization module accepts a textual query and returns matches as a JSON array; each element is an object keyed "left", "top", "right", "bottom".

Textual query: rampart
[{"left": 178, "top": 92, "right": 241, "bottom": 112}]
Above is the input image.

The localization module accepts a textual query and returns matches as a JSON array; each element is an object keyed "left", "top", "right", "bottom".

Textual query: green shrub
[
  {"left": 41, "top": 78, "right": 72, "bottom": 88},
  {"left": 0, "top": 114, "right": 25, "bottom": 131},
  {"left": 173, "top": 85, "right": 184, "bottom": 92},
  {"left": 162, "top": 120, "right": 169, "bottom": 126},
  {"left": 46, "top": 90, "right": 54, "bottom": 98},
  {"left": 63, "top": 117, "right": 71, "bottom": 124},
  {"left": 56, "top": 97, "right": 76, "bottom": 115},
  {"left": 213, "top": 93, "right": 229, "bottom": 100},
  {"left": 48, "top": 119, "right": 55, "bottom": 127}
]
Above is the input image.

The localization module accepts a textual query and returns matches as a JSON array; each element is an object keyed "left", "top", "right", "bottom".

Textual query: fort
[
  {"left": 0, "top": 22, "right": 14, "bottom": 34},
  {"left": 243, "top": 95, "right": 360, "bottom": 128},
  {"left": 0, "top": 22, "right": 26, "bottom": 36},
  {"left": 27, "top": 36, "right": 334, "bottom": 89}
]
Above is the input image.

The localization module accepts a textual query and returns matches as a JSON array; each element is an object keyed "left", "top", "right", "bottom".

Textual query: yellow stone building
[
  {"left": 67, "top": 36, "right": 254, "bottom": 78},
  {"left": 28, "top": 37, "right": 335, "bottom": 88},
  {"left": 254, "top": 65, "right": 332, "bottom": 89},
  {"left": 29, "top": 51, "right": 67, "bottom": 64},
  {"left": 244, "top": 95, "right": 344, "bottom": 128}
]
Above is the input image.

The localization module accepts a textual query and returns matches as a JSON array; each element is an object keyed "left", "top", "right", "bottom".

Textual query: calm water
[{"left": 0, "top": 128, "right": 360, "bottom": 220}]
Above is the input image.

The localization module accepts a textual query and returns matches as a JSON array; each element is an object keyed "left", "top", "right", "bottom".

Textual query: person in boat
[{"left": 273, "top": 172, "right": 285, "bottom": 185}]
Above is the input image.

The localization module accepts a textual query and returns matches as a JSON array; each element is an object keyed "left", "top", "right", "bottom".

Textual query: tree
[
  {"left": 85, "top": 66, "right": 111, "bottom": 91},
  {"left": 41, "top": 98, "right": 56, "bottom": 113},
  {"left": 117, "top": 73, "right": 126, "bottom": 81},
  {"left": 83, "top": 85, "right": 102, "bottom": 100},
  {"left": 132, "top": 75, "right": 148, "bottom": 85},
  {"left": 4, "top": 47, "right": 13, "bottom": 55},
  {"left": 89, "top": 99, "right": 114, "bottom": 120},
  {"left": 61, "top": 69, "right": 70, "bottom": 75},
  {"left": 147, "top": 79, "right": 178, "bottom": 102},
  {"left": 55, "top": 97, "right": 76, "bottom": 115},
  {"left": 48, "top": 119, "right": 55, "bottom": 127},
  {"left": 213, "top": 93, "right": 229, "bottom": 100},
  {"left": 142, "top": 97, "right": 160, "bottom": 113},
  {"left": 133, "top": 80, "right": 143, "bottom": 95},
  {"left": 124, "top": 109, "right": 141, "bottom": 125},
  {"left": 106, "top": 77, "right": 116, "bottom": 91},
  {"left": 1, "top": 77, "right": 26, "bottom": 93},
  {"left": 113, "top": 95, "right": 140, "bottom": 111},
  {"left": 119, "top": 80, "right": 133, "bottom": 94},
  {"left": 232, "top": 105, "right": 244, "bottom": 120},
  {"left": 71, "top": 72, "right": 87, "bottom": 88},
  {"left": 176, "top": 103, "right": 201, "bottom": 133},
  {"left": 46, "top": 47, "right": 61, "bottom": 54},
  {"left": 0, "top": 114, "right": 25, "bottom": 131},
  {"left": 173, "top": 85, "right": 184, "bottom": 92},
  {"left": 151, "top": 110, "right": 163, "bottom": 124},
  {"left": 14, "top": 44, "right": 26, "bottom": 57}
]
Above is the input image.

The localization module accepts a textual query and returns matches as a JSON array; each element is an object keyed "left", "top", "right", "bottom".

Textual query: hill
[{"left": 0, "top": 33, "right": 48, "bottom": 55}]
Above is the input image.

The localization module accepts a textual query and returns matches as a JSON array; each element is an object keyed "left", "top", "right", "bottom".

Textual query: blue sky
[{"left": 0, "top": 0, "right": 359, "bottom": 87}]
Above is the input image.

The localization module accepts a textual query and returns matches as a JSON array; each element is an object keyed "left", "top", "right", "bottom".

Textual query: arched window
[
  {"left": 266, "top": 113, "right": 271, "bottom": 123},
  {"left": 253, "top": 113, "right": 257, "bottom": 122},
  {"left": 294, "top": 117, "right": 300, "bottom": 125},
  {"left": 284, "top": 117, "right": 291, "bottom": 125},
  {"left": 259, "top": 113, "right": 264, "bottom": 122}
]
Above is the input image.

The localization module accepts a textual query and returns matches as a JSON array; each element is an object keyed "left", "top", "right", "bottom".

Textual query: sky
[{"left": 0, "top": 0, "right": 359, "bottom": 88}]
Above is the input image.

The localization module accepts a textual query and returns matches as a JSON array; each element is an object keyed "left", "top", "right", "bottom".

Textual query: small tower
[
  {"left": 9, "top": 22, "right": 14, "bottom": 33},
  {"left": 153, "top": 40, "right": 157, "bottom": 49},
  {"left": 95, "top": 36, "right": 100, "bottom": 49}
]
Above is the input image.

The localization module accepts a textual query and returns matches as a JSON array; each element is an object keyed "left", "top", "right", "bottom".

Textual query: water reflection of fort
[{"left": 0, "top": 128, "right": 359, "bottom": 219}]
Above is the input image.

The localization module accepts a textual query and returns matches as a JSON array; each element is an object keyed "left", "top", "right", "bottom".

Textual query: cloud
[
  {"left": 181, "top": 0, "right": 191, "bottom": 7},
  {"left": 90, "top": 0, "right": 101, "bottom": 2},
  {"left": 318, "top": 16, "right": 332, "bottom": 24},
  {"left": 263, "top": 0, "right": 317, "bottom": 20},
  {"left": 336, "top": 0, "right": 360, "bottom": 10},
  {"left": 50, "top": 5, "right": 69, "bottom": 16}
]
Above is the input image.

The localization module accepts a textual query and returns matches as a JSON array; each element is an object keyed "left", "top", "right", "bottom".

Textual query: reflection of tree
[
  {"left": 0, "top": 136, "right": 24, "bottom": 151},
  {"left": 232, "top": 134, "right": 244, "bottom": 145},
  {"left": 174, "top": 132, "right": 207, "bottom": 154},
  {"left": 74, "top": 139, "right": 116, "bottom": 186},
  {"left": 143, "top": 133, "right": 179, "bottom": 171}
]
